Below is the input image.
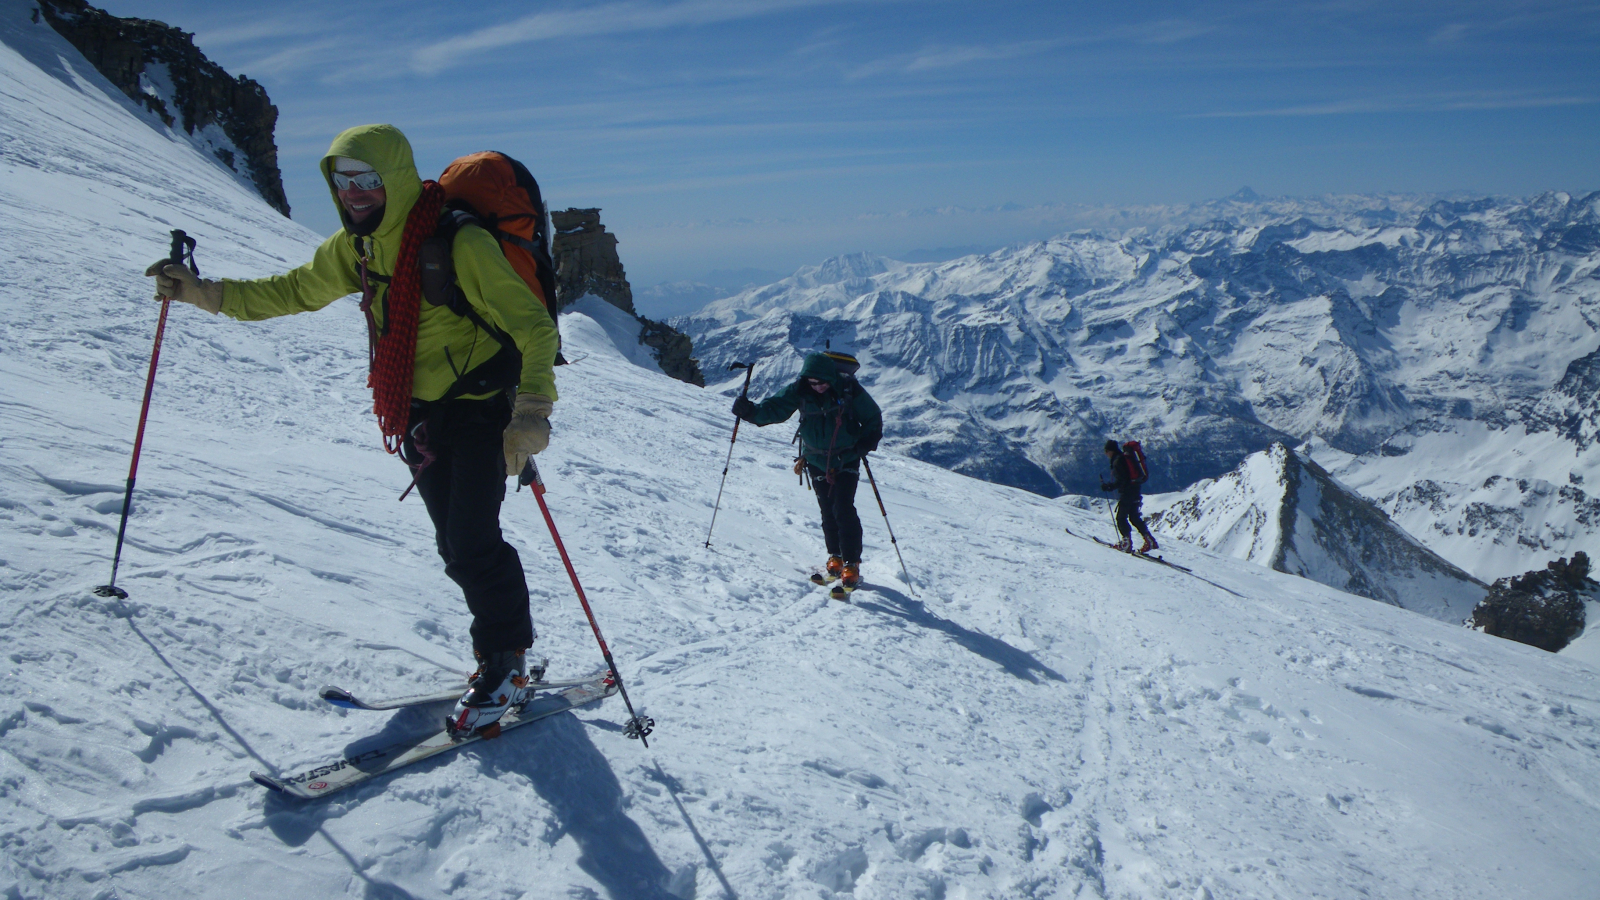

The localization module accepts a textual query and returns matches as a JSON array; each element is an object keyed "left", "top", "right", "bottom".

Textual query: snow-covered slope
[
  {"left": 1149, "top": 444, "right": 1486, "bottom": 621},
  {"left": 676, "top": 190, "right": 1600, "bottom": 581},
  {"left": 5, "top": 7, "right": 1600, "bottom": 899}
]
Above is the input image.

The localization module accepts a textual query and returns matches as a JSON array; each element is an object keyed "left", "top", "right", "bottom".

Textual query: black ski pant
[
  {"left": 812, "top": 467, "right": 863, "bottom": 564},
  {"left": 1115, "top": 493, "right": 1154, "bottom": 544},
  {"left": 402, "top": 395, "right": 534, "bottom": 654}
]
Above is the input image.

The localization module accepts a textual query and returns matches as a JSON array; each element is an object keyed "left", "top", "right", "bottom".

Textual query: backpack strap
[{"left": 418, "top": 209, "right": 522, "bottom": 401}]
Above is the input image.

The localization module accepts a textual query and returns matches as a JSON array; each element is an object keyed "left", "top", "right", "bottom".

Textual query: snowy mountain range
[
  {"left": 1146, "top": 443, "right": 1486, "bottom": 621},
  {"left": 5, "top": 4, "right": 1600, "bottom": 898},
  {"left": 677, "top": 190, "right": 1600, "bottom": 581}
]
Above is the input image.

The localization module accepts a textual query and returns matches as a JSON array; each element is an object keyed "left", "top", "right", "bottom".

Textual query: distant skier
[
  {"left": 1101, "top": 439, "right": 1158, "bottom": 554},
  {"left": 733, "top": 352, "right": 883, "bottom": 592},
  {"left": 145, "top": 124, "right": 557, "bottom": 738}
]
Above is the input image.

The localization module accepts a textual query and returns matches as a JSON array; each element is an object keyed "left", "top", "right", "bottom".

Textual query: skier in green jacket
[
  {"left": 733, "top": 352, "right": 883, "bottom": 590},
  {"left": 146, "top": 124, "right": 557, "bottom": 737}
]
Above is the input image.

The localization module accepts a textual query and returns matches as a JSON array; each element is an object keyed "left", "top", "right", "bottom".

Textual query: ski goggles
[{"left": 331, "top": 170, "right": 384, "bottom": 191}]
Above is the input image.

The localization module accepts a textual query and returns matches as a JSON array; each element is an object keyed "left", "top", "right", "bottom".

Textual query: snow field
[{"left": 3, "top": 5, "right": 1600, "bottom": 897}]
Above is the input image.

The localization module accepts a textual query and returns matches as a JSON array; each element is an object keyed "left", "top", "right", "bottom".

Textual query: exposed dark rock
[
  {"left": 550, "top": 208, "right": 703, "bottom": 385},
  {"left": 1524, "top": 345, "right": 1600, "bottom": 449},
  {"left": 551, "top": 208, "right": 634, "bottom": 313},
  {"left": 37, "top": 0, "right": 288, "bottom": 216},
  {"left": 1469, "top": 552, "right": 1593, "bottom": 652},
  {"left": 637, "top": 316, "right": 705, "bottom": 386}
]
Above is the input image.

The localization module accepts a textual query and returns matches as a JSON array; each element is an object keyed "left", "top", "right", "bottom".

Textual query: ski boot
[
  {"left": 811, "top": 556, "right": 846, "bottom": 586},
  {"left": 1138, "top": 536, "right": 1158, "bottom": 554},
  {"left": 447, "top": 649, "right": 531, "bottom": 740},
  {"left": 828, "top": 562, "right": 862, "bottom": 600},
  {"left": 1114, "top": 538, "right": 1132, "bottom": 553}
]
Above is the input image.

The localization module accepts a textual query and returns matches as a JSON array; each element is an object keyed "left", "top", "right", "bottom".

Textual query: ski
[
  {"left": 829, "top": 582, "right": 858, "bottom": 601},
  {"left": 809, "top": 571, "right": 838, "bottom": 586},
  {"left": 318, "top": 674, "right": 598, "bottom": 712},
  {"left": 1090, "top": 536, "right": 1193, "bottom": 573},
  {"left": 253, "top": 671, "right": 616, "bottom": 800}
]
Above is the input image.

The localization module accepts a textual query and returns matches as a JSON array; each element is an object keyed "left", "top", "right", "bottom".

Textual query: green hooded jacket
[
  {"left": 218, "top": 124, "right": 559, "bottom": 402},
  {"left": 746, "top": 353, "right": 883, "bottom": 472}
]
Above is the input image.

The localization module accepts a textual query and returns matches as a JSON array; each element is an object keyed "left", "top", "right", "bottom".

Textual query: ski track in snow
[{"left": 3, "top": 4, "right": 1600, "bottom": 898}]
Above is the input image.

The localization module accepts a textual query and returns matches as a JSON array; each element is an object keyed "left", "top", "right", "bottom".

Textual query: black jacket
[{"left": 1102, "top": 449, "right": 1143, "bottom": 500}]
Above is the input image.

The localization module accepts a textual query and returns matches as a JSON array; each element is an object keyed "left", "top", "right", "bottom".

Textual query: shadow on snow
[
  {"left": 263, "top": 704, "right": 676, "bottom": 899},
  {"left": 852, "top": 583, "right": 1065, "bottom": 684}
]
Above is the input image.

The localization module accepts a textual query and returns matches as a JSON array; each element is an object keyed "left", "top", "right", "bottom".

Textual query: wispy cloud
[
  {"left": 238, "top": 39, "right": 348, "bottom": 79},
  {"left": 1125, "top": 18, "right": 1216, "bottom": 45},
  {"left": 846, "top": 38, "right": 1063, "bottom": 78},
  {"left": 1428, "top": 22, "right": 1472, "bottom": 44},
  {"left": 845, "top": 18, "right": 1213, "bottom": 79},
  {"left": 194, "top": 19, "right": 328, "bottom": 49},
  {"left": 1192, "top": 91, "right": 1599, "bottom": 118},
  {"left": 410, "top": 0, "right": 877, "bottom": 74}
]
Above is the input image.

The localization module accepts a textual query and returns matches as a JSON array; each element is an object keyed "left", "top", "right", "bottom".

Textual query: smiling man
[{"left": 146, "top": 124, "right": 559, "bottom": 738}]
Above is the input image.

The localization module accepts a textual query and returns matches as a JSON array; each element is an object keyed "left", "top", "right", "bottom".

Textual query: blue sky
[{"left": 101, "top": 0, "right": 1600, "bottom": 312}]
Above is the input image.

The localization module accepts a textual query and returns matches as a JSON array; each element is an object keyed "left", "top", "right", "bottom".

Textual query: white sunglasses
[{"left": 331, "top": 170, "right": 383, "bottom": 191}]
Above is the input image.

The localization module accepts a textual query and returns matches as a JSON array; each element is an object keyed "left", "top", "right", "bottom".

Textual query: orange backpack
[
  {"left": 436, "top": 151, "right": 556, "bottom": 315},
  {"left": 419, "top": 151, "right": 560, "bottom": 398}
]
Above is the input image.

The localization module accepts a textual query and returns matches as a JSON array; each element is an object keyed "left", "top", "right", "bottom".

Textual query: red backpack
[{"left": 1122, "top": 440, "right": 1149, "bottom": 484}]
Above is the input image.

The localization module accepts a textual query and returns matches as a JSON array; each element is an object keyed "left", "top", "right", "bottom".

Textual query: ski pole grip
[
  {"left": 168, "top": 229, "right": 198, "bottom": 275},
  {"left": 519, "top": 459, "right": 546, "bottom": 494},
  {"left": 729, "top": 361, "right": 755, "bottom": 398}
]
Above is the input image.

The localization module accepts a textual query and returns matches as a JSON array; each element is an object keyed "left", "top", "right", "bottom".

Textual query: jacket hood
[
  {"left": 799, "top": 352, "right": 842, "bottom": 386},
  {"left": 321, "top": 124, "right": 423, "bottom": 241}
]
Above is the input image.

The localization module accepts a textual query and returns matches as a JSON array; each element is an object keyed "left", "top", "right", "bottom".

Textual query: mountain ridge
[
  {"left": 679, "top": 189, "right": 1600, "bottom": 578},
  {"left": 1149, "top": 442, "right": 1487, "bottom": 621}
]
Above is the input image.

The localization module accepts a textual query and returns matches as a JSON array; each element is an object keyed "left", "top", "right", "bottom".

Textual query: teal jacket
[{"left": 747, "top": 354, "right": 883, "bottom": 472}]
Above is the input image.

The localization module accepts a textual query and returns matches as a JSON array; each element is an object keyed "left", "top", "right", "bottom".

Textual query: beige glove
[
  {"left": 145, "top": 261, "right": 223, "bottom": 313},
  {"left": 504, "top": 392, "right": 553, "bottom": 476}
]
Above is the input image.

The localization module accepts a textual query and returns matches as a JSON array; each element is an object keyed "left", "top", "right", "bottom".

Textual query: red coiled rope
[{"left": 365, "top": 180, "right": 445, "bottom": 453}]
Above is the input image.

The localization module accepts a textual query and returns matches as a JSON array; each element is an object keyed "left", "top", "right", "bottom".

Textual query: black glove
[
  {"left": 1100, "top": 481, "right": 1113, "bottom": 492},
  {"left": 732, "top": 396, "right": 757, "bottom": 421}
]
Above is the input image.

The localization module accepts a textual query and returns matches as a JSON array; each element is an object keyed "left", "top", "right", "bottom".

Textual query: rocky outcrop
[
  {"left": 637, "top": 316, "right": 705, "bottom": 386},
  {"left": 1469, "top": 552, "right": 1593, "bottom": 651},
  {"left": 552, "top": 208, "right": 635, "bottom": 313},
  {"left": 551, "top": 208, "right": 703, "bottom": 385},
  {"left": 37, "top": 0, "right": 288, "bottom": 216},
  {"left": 1524, "top": 346, "right": 1600, "bottom": 450}
]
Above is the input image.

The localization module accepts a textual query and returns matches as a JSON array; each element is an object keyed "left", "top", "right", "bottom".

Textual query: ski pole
[
  {"left": 96, "top": 230, "right": 197, "bottom": 600},
  {"left": 703, "top": 361, "right": 755, "bottom": 549},
  {"left": 519, "top": 459, "right": 654, "bottom": 746},
  {"left": 861, "top": 457, "right": 916, "bottom": 596}
]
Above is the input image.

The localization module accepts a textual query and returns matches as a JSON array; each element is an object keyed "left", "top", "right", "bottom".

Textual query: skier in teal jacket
[{"left": 733, "top": 352, "right": 882, "bottom": 588}]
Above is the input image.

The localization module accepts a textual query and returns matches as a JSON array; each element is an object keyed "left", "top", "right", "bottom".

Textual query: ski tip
[
  {"left": 318, "top": 686, "right": 362, "bottom": 709},
  {"left": 251, "top": 771, "right": 288, "bottom": 794}
]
